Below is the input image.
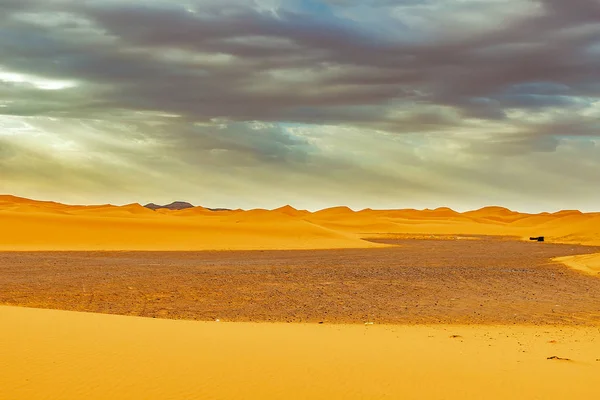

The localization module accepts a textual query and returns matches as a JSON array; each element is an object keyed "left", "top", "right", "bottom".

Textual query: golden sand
[
  {"left": 1, "top": 195, "right": 599, "bottom": 253},
  {"left": 1, "top": 306, "right": 599, "bottom": 400},
  {"left": 554, "top": 253, "right": 600, "bottom": 276},
  {"left": 2, "top": 196, "right": 599, "bottom": 398},
  {"left": 2, "top": 195, "right": 600, "bottom": 277}
]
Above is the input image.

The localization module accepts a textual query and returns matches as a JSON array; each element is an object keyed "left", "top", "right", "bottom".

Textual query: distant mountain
[{"left": 144, "top": 201, "right": 195, "bottom": 211}]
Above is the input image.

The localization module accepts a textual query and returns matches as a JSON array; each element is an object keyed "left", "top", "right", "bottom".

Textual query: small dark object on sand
[
  {"left": 530, "top": 236, "right": 545, "bottom": 242},
  {"left": 547, "top": 356, "right": 571, "bottom": 361}
]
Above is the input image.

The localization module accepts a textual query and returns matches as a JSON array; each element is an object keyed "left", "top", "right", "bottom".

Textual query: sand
[
  {"left": 2, "top": 195, "right": 600, "bottom": 254},
  {"left": 2, "top": 240, "right": 600, "bottom": 325},
  {"left": 554, "top": 253, "right": 600, "bottom": 276},
  {"left": 1, "top": 306, "right": 599, "bottom": 400},
  {"left": 2, "top": 196, "right": 600, "bottom": 398},
  {"left": 0, "top": 205, "right": 373, "bottom": 251}
]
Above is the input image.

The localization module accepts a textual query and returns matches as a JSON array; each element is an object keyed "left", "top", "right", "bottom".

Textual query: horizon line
[{"left": 1, "top": 194, "right": 596, "bottom": 216}]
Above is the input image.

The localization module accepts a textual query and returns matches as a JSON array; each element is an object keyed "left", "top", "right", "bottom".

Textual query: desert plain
[{"left": 1, "top": 194, "right": 600, "bottom": 399}]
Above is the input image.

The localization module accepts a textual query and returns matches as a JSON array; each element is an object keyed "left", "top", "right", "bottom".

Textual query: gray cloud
[
  {"left": 0, "top": 0, "right": 599, "bottom": 210},
  {"left": 0, "top": 0, "right": 597, "bottom": 126}
]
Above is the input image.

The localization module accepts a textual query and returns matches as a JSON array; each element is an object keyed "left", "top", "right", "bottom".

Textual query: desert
[
  {"left": 2, "top": 240, "right": 600, "bottom": 325},
  {"left": 2, "top": 306, "right": 600, "bottom": 400},
  {"left": 4, "top": 1, "right": 600, "bottom": 397},
  {"left": 1, "top": 195, "right": 600, "bottom": 399}
]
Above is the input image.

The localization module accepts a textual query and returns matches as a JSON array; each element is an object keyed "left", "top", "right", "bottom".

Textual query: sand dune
[
  {"left": 1, "top": 195, "right": 599, "bottom": 255},
  {"left": 464, "top": 206, "right": 521, "bottom": 218},
  {"left": 554, "top": 253, "right": 600, "bottom": 276},
  {"left": 0, "top": 210, "right": 373, "bottom": 251},
  {"left": 552, "top": 210, "right": 583, "bottom": 217},
  {"left": 311, "top": 205, "right": 355, "bottom": 217},
  {"left": 272, "top": 204, "right": 310, "bottom": 217},
  {"left": 3, "top": 196, "right": 600, "bottom": 397},
  {"left": 1, "top": 306, "right": 599, "bottom": 400}
]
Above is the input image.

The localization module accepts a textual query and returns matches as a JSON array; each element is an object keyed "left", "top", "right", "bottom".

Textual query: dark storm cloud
[
  {"left": 0, "top": 0, "right": 597, "bottom": 134},
  {"left": 1, "top": 0, "right": 599, "bottom": 210}
]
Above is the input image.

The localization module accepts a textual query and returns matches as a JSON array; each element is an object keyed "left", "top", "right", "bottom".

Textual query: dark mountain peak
[
  {"left": 144, "top": 201, "right": 194, "bottom": 211},
  {"left": 143, "top": 203, "right": 162, "bottom": 210}
]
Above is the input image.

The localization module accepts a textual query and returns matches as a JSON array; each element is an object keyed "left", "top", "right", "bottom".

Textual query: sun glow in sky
[
  {"left": 1, "top": 0, "right": 599, "bottom": 211},
  {"left": 0, "top": 70, "right": 77, "bottom": 91}
]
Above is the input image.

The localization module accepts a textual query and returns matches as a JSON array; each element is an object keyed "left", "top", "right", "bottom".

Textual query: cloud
[
  {"left": 0, "top": 0, "right": 599, "bottom": 210},
  {"left": 1, "top": 0, "right": 598, "bottom": 128}
]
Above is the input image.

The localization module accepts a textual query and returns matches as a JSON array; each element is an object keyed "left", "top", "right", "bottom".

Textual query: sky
[{"left": 1, "top": 0, "right": 599, "bottom": 212}]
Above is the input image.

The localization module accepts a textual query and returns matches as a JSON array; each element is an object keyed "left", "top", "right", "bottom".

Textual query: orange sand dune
[
  {"left": 418, "top": 207, "right": 462, "bottom": 218},
  {"left": 169, "top": 206, "right": 213, "bottom": 216},
  {"left": 552, "top": 210, "right": 583, "bottom": 217},
  {"left": 311, "top": 205, "right": 355, "bottom": 217},
  {"left": 0, "top": 210, "right": 373, "bottom": 251},
  {"left": 1, "top": 306, "right": 599, "bottom": 400},
  {"left": 507, "top": 214, "right": 561, "bottom": 227},
  {"left": 1, "top": 195, "right": 599, "bottom": 254},
  {"left": 68, "top": 203, "right": 158, "bottom": 218},
  {"left": 554, "top": 253, "right": 600, "bottom": 276},
  {"left": 464, "top": 206, "right": 520, "bottom": 217},
  {"left": 272, "top": 205, "right": 311, "bottom": 217}
]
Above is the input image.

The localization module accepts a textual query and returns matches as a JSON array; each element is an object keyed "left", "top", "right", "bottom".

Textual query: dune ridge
[{"left": 1, "top": 195, "right": 599, "bottom": 255}]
